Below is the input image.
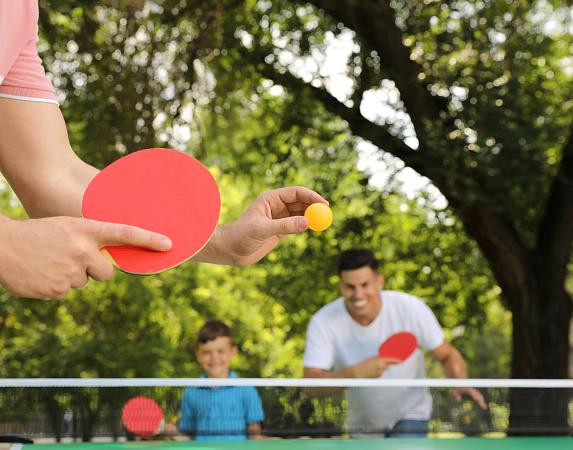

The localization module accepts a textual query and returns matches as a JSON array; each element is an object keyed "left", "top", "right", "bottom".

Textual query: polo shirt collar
[{"left": 199, "top": 370, "right": 238, "bottom": 381}]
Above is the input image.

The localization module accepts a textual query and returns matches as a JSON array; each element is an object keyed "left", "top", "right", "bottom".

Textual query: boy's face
[{"left": 196, "top": 336, "right": 237, "bottom": 378}]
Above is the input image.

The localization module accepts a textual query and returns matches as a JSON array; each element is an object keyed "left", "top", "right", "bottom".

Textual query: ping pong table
[{"left": 9, "top": 437, "right": 572, "bottom": 450}]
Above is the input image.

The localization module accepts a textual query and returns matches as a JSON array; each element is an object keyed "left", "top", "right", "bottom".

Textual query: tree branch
[
  {"left": 256, "top": 49, "right": 531, "bottom": 281},
  {"left": 455, "top": 202, "right": 530, "bottom": 308},
  {"left": 262, "top": 60, "right": 531, "bottom": 296},
  {"left": 260, "top": 63, "right": 425, "bottom": 173},
  {"left": 307, "top": 0, "right": 442, "bottom": 136}
]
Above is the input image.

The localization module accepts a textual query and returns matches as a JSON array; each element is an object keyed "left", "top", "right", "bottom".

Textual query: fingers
[
  {"left": 379, "top": 357, "right": 401, "bottom": 364},
  {"left": 86, "top": 250, "right": 116, "bottom": 281},
  {"left": 471, "top": 390, "right": 488, "bottom": 410},
  {"left": 70, "top": 250, "right": 115, "bottom": 288},
  {"left": 454, "top": 388, "right": 488, "bottom": 410},
  {"left": 259, "top": 216, "right": 309, "bottom": 238},
  {"left": 379, "top": 358, "right": 401, "bottom": 371},
  {"left": 70, "top": 272, "right": 89, "bottom": 289},
  {"left": 89, "top": 220, "right": 172, "bottom": 251},
  {"left": 206, "top": 187, "right": 328, "bottom": 267},
  {"left": 267, "top": 187, "right": 328, "bottom": 210}
]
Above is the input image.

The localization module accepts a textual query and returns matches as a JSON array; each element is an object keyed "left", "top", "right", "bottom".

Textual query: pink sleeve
[{"left": 0, "top": 0, "right": 58, "bottom": 104}]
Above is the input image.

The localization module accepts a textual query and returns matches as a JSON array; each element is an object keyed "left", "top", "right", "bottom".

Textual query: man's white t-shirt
[{"left": 303, "top": 290, "right": 445, "bottom": 433}]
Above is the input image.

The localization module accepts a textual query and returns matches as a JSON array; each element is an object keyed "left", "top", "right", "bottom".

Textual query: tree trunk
[
  {"left": 506, "top": 265, "right": 571, "bottom": 434},
  {"left": 269, "top": 0, "right": 573, "bottom": 435},
  {"left": 455, "top": 204, "right": 572, "bottom": 434}
]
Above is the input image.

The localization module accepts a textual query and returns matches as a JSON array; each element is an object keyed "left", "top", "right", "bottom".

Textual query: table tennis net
[{"left": 0, "top": 379, "right": 571, "bottom": 441}]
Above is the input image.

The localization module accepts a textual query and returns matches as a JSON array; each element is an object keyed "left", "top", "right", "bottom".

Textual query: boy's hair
[
  {"left": 337, "top": 249, "right": 379, "bottom": 273},
  {"left": 196, "top": 320, "right": 234, "bottom": 347}
]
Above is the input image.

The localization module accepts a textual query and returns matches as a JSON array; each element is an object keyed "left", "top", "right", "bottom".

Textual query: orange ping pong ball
[{"left": 304, "top": 203, "right": 333, "bottom": 232}]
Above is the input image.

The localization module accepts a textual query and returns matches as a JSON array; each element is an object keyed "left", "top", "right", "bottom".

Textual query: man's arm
[
  {"left": 303, "top": 367, "right": 350, "bottom": 397},
  {"left": 431, "top": 341, "right": 487, "bottom": 409},
  {"left": 304, "top": 366, "right": 355, "bottom": 379},
  {"left": 303, "top": 357, "right": 400, "bottom": 397},
  {"left": 0, "top": 99, "right": 327, "bottom": 298},
  {"left": 192, "top": 187, "right": 327, "bottom": 266},
  {"left": 0, "top": 100, "right": 95, "bottom": 217},
  {"left": 0, "top": 99, "right": 172, "bottom": 299},
  {"left": 0, "top": 99, "right": 328, "bottom": 268}
]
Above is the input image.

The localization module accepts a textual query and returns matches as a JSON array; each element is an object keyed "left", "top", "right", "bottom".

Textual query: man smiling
[{"left": 303, "top": 249, "right": 486, "bottom": 437}]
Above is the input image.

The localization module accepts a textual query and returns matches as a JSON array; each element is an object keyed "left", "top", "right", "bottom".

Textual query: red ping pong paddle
[
  {"left": 122, "top": 396, "right": 164, "bottom": 438},
  {"left": 82, "top": 148, "right": 220, "bottom": 274},
  {"left": 378, "top": 332, "right": 418, "bottom": 362}
]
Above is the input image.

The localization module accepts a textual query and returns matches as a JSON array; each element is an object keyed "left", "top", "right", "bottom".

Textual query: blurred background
[{"left": 0, "top": 0, "right": 571, "bottom": 437}]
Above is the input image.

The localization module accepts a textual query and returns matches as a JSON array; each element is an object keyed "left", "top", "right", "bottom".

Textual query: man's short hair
[
  {"left": 337, "top": 249, "right": 379, "bottom": 273},
  {"left": 196, "top": 320, "right": 234, "bottom": 346}
]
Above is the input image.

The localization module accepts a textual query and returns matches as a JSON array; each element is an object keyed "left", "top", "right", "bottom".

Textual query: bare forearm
[
  {"left": 302, "top": 367, "right": 354, "bottom": 397},
  {"left": 0, "top": 98, "right": 98, "bottom": 218},
  {"left": 191, "top": 225, "right": 235, "bottom": 265},
  {"left": 248, "top": 422, "right": 262, "bottom": 439},
  {"left": 441, "top": 348, "right": 468, "bottom": 379},
  {"left": 305, "top": 367, "right": 356, "bottom": 379}
]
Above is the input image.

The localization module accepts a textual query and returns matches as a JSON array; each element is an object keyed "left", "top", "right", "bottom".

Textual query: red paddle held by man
[{"left": 378, "top": 332, "right": 419, "bottom": 362}]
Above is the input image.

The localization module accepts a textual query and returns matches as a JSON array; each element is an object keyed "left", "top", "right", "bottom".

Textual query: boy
[{"left": 179, "top": 320, "right": 264, "bottom": 440}]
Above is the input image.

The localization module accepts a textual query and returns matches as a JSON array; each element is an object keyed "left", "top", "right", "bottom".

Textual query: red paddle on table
[
  {"left": 82, "top": 148, "right": 220, "bottom": 274},
  {"left": 121, "top": 396, "right": 164, "bottom": 438},
  {"left": 378, "top": 332, "right": 418, "bottom": 362}
]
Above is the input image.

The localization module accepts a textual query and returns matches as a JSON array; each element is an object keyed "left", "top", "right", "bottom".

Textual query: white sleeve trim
[
  {"left": 0, "top": 92, "right": 59, "bottom": 105},
  {"left": 427, "top": 333, "right": 446, "bottom": 351}
]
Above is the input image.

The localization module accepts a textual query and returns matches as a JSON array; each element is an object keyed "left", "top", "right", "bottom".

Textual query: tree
[
  {"left": 32, "top": 0, "right": 571, "bottom": 433},
  {"left": 205, "top": 0, "right": 572, "bottom": 432}
]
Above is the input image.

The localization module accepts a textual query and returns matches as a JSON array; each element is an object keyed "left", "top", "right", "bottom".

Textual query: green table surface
[{"left": 23, "top": 437, "right": 573, "bottom": 450}]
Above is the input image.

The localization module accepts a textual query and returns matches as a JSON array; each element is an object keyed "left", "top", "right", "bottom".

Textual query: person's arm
[
  {"left": 0, "top": 99, "right": 328, "bottom": 298},
  {"left": 302, "top": 314, "right": 346, "bottom": 396},
  {"left": 303, "top": 366, "right": 354, "bottom": 396},
  {"left": 192, "top": 187, "right": 328, "bottom": 266},
  {"left": 160, "top": 422, "right": 179, "bottom": 439},
  {"left": 302, "top": 312, "right": 398, "bottom": 396},
  {"left": 247, "top": 422, "right": 262, "bottom": 440},
  {"left": 0, "top": 100, "right": 95, "bottom": 217},
  {"left": 0, "top": 99, "right": 172, "bottom": 299},
  {"left": 244, "top": 387, "right": 265, "bottom": 439},
  {"left": 178, "top": 392, "right": 196, "bottom": 439},
  {"left": 303, "top": 357, "right": 400, "bottom": 397},
  {"left": 431, "top": 341, "right": 487, "bottom": 409}
]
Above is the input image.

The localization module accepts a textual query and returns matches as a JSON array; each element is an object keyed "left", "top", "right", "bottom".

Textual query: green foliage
[{"left": 0, "top": 0, "right": 525, "bottom": 385}]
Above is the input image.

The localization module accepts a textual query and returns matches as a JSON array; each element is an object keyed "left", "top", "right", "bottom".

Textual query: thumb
[
  {"left": 91, "top": 220, "right": 172, "bottom": 251},
  {"left": 262, "top": 216, "right": 308, "bottom": 237}
]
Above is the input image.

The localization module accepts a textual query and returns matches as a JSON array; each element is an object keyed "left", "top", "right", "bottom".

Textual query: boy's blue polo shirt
[{"left": 179, "top": 371, "right": 264, "bottom": 441}]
